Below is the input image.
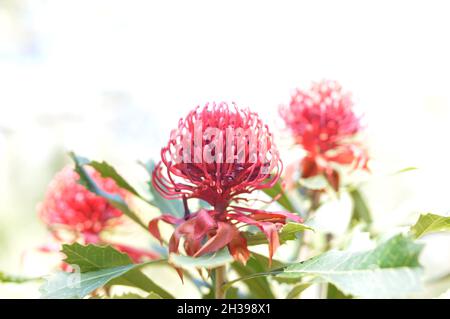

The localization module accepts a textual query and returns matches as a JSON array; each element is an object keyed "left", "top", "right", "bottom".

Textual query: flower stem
[{"left": 214, "top": 266, "right": 226, "bottom": 299}]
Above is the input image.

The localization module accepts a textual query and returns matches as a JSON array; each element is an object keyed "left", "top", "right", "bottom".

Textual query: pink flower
[
  {"left": 39, "top": 166, "right": 124, "bottom": 242},
  {"left": 149, "top": 103, "right": 302, "bottom": 266},
  {"left": 38, "top": 166, "right": 158, "bottom": 263},
  {"left": 279, "top": 80, "right": 369, "bottom": 190}
]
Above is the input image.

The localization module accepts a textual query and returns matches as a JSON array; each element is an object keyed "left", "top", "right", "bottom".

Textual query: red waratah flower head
[
  {"left": 149, "top": 102, "right": 302, "bottom": 267},
  {"left": 152, "top": 102, "right": 282, "bottom": 211},
  {"left": 39, "top": 166, "right": 124, "bottom": 243},
  {"left": 38, "top": 166, "right": 159, "bottom": 263},
  {"left": 279, "top": 80, "right": 369, "bottom": 190}
]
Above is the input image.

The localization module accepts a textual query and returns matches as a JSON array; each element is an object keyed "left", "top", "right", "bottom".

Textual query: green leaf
[
  {"left": 169, "top": 249, "right": 234, "bottom": 269},
  {"left": 262, "top": 181, "right": 296, "bottom": 212},
  {"left": 231, "top": 255, "right": 276, "bottom": 299},
  {"left": 222, "top": 254, "right": 287, "bottom": 294},
  {"left": 59, "top": 243, "right": 174, "bottom": 299},
  {"left": 286, "top": 283, "right": 311, "bottom": 299},
  {"left": 410, "top": 213, "right": 450, "bottom": 239},
  {"left": 225, "top": 287, "right": 239, "bottom": 299},
  {"left": 326, "top": 283, "right": 351, "bottom": 299},
  {"left": 139, "top": 160, "right": 184, "bottom": 218},
  {"left": 88, "top": 161, "right": 140, "bottom": 197},
  {"left": 0, "top": 271, "right": 40, "bottom": 284},
  {"left": 244, "top": 222, "right": 312, "bottom": 246},
  {"left": 108, "top": 268, "right": 173, "bottom": 299},
  {"left": 279, "top": 234, "right": 424, "bottom": 298},
  {"left": 62, "top": 243, "right": 132, "bottom": 272},
  {"left": 40, "top": 265, "right": 135, "bottom": 299},
  {"left": 110, "top": 292, "right": 162, "bottom": 299},
  {"left": 391, "top": 167, "right": 418, "bottom": 175},
  {"left": 69, "top": 152, "right": 147, "bottom": 230},
  {"left": 349, "top": 188, "right": 372, "bottom": 224}
]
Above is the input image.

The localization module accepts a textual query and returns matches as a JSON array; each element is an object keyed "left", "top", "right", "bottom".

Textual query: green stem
[{"left": 214, "top": 266, "right": 226, "bottom": 299}]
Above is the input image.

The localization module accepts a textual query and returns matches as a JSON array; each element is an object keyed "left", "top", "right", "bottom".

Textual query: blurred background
[{"left": 0, "top": 0, "right": 449, "bottom": 297}]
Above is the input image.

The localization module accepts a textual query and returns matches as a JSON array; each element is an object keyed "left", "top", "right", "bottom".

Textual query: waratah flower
[
  {"left": 38, "top": 166, "right": 158, "bottom": 263},
  {"left": 149, "top": 102, "right": 302, "bottom": 266},
  {"left": 279, "top": 80, "right": 369, "bottom": 190}
]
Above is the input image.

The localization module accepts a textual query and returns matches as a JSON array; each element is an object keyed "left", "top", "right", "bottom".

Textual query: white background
[{"left": 0, "top": 0, "right": 449, "bottom": 297}]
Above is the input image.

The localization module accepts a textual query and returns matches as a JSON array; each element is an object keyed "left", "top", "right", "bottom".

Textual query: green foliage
[
  {"left": 41, "top": 243, "right": 173, "bottom": 299},
  {"left": 69, "top": 152, "right": 147, "bottom": 229},
  {"left": 139, "top": 160, "right": 185, "bottom": 217},
  {"left": 279, "top": 234, "right": 424, "bottom": 298},
  {"left": 286, "top": 283, "right": 311, "bottom": 299},
  {"left": 34, "top": 153, "right": 439, "bottom": 299},
  {"left": 349, "top": 188, "right": 372, "bottom": 224},
  {"left": 40, "top": 265, "right": 135, "bottom": 299},
  {"left": 224, "top": 235, "right": 424, "bottom": 298},
  {"left": 62, "top": 243, "right": 132, "bottom": 272},
  {"left": 262, "top": 181, "right": 296, "bottom": 212},
  {"left": 244, "top": 222, "right": 312, "bottom": 246},
  {"left": 0, "top": 271, "right": 39, "bottom": 284},
  {"left": 111, "top": 292, "right": 162, "bottom": 299},
  {"left": 410, "top": 213, "right": 450, "bottom": 239},
  {"left": 391, "top": 167, "right": 418, "bottom": 175},
  {"left": 169, "top": 249, "right": 234, "bottom": 269},
  {"left": 231, "top": 255, "right": 277, "bottom": 299},
  {"left": 88, "top": 160, "right": 140, "bottom": 197},
  {"left": 326, "top": 283, "right": 351, "bottom": 299}
]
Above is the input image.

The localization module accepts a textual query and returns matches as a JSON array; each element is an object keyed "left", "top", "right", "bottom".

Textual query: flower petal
[
  {"left": 193, "top": 221, "right": 235, "bottom": 257},
  {"left": 228, "top": 230, "right": 250, "bottom": 265},
  {"left": 227, "top": 213, "right": 280, "bottom": 265},
  {"left": 178, "top": 209, "right": 217, "bottom": 240},
  {"left": 148, "top": 215, "right": 183, "bottom": 245}
]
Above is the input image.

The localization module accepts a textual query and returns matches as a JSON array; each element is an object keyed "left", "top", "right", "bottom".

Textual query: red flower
[
  {"left": 38, "top": 166, "right": 158, "bottom": 263},
  {"left": 39, "top": 166, "right": 124, "bottom": 241},
  {"left": 150, "top": 103, "right": 302, "bottom": 266},
  {"left": 279, "top": 80, "right": 369, "bottom": 190}
]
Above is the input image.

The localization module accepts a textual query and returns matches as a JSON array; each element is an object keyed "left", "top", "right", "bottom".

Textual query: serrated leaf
[
  {"left": 69, "top": 152, "right": 147, "bottom": 230},
  {"left": 40, "top": 265, "right": 135, "bottom": 299},
  {"left": 88, "top": 161, "right": 140, "bottom": 197},
  {"left": 278, "top": 234, "right": 424, "bottom": 298},
  {"left": 410, "top": 213, "right": 450, "bottom": 239},
  {"left": 139, "top": 160, "right": 184, "bottom": 217},
  {"left": 62, "top": 243, "right": 132, "bottom": 272},
  {"left": 59, "top": 243, "right": 173, "bottom": 299},
  {"left": 262, "top": 181, "right": 295, "bottom": 212},
  {"left": 244, "top": 222, "right": 312, "bottom": 246},
  {"left": 231, "top": 255, "right": 276, "bottom": 299},
  {"left": 169, "top": 249, "right": 234, "bottom": 269}
]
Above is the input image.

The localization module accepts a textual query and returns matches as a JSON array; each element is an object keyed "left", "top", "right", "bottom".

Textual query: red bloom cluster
[
  {"left": 150, "top": 103, "right": 302, "bottom": 265},
  {"left": 38, "top": 166, "right": 158, "bottom": 263},
  {"left": 152, "top": 103, "right": 281, "bottom": 210},
  {"left": 279, "top": 80, "right": 369, "bottom": 190}
]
